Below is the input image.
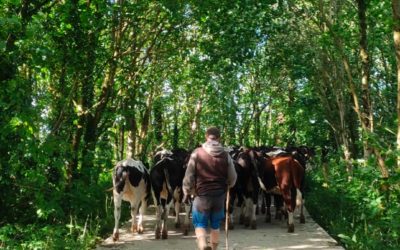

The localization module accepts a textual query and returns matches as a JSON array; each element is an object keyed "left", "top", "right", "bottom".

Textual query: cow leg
[
  {"left": 265, "top": 193, "right": 272, "bottom": 223},
  {"left": 138, "top": 198, "right": 147, "bottom": 234},
  {"left": 288, "top": 211, "right": 294, "bottom": 233},
  {"left": 173, "top": 187, "right": 182, "bottom": 228},
  {"left": 250, "top": 202, "right": 257, "bottom": 229},
  {"left": 231, "top": 191, "right": 243, "bottom": 227},
  {"left": 296, "top": 188, "right": 305, "bottom": 223},
  {"left": 261, "top": 191, "right": 266, "bottom": 214},
  {"left": 174, "top": 200, "right": 181, "bottom": 228},
  {"left": 113, "top": 193, "right": 123, "bottom": 241},
  {"left": 183, "top": 201, "right": 191, "bottom": 235},
  {"left": 251, "top": 191, "right": 258, "bottom": 229},
  {"left": 274, "top": 195, "right": 283, "bottom": 220},
  {"left": 255, "top": 197, "right": 260, "bottom": 215},
  {"left": 244, "top": 197, "right": 255, "bottom": 228},
  {"left": 130, "top": 202, "right": 139, "bottom": 233},
  {"left": 243, "top": 198, "right": 250, "bottom": 227},
  {"left": 281, "top": 187, "right": 294, "bottom": 233},
  {"left": 228, "top": 212, "right": 234, "bottom": 230},
  {"left": 237, "top": 193, "right": 245, "bottom": 225},
  {"left": 300, "top": 203, "right": 305, "bottom": 224},
  {"left": 234, "top": 203, "right": 243, "bottom": 227},
  {"left": 161, "top": 198, "right": 171, "bottom": 239},
  {"left": 228, "top": 190, "right": 237, "bottom": 230},
  {"left": 155, "top": 204, "right": 163, "bottom": 239}
]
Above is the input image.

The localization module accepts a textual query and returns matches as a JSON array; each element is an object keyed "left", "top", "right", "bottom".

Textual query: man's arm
[{"left": 182, "top": 149, "right": 197, "bottom": 196}]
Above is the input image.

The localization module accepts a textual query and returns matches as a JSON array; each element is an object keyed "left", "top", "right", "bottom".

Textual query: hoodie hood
[{"left": 202, "top": 140, "right": 226, "bottom": 157}]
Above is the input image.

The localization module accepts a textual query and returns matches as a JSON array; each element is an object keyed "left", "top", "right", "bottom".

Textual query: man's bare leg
[
  {"left": 195, "top": 227, "right": 211, "bottom": 250},
  {"left": 210, "top": 229, "right": 220, "bottom": 250}
]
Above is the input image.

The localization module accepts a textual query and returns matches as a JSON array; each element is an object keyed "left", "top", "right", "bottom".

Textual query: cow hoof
[
  {"left": 265, "top": 215, "right": 271, "bottom": 223},
  {"left": 175, "top": 222, "right": 181, "bottom": 228},
  {"left": 288, "top": 224, "right": 294, "bottom": 233},
  {"left": 131, "top": 224, "right": 138, "bottom": 233},
  {"left": 138, "top": 226, "right": 144, "bottom": 234},
  {"left": 182, "top": 224, "right": 190, "bottom": 235},
  {"left": 155, "top": 229, "right": 161, "bottom": 239},
  {"left": 251, "top": 221, "right": 257, "bottom": 230},
  {"left": 112, "top": 232, "right": 119, "bottom": 242},
  {"left": 300, "top": 215, "right": 305, "bottom": 224},
  {"left": 244, "top": 217, "right": 251, "bottom": 227},
  {"left": 239, "top": 215, "right": 245, "bottom": 224},
  {"left": 162, "top": 230, "right": 168, "bottom": 239}
]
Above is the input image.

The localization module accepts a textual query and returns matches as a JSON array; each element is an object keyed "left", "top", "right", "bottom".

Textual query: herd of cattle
[{"left": 111, "top": 145, "right": 315, "bottom": 241}]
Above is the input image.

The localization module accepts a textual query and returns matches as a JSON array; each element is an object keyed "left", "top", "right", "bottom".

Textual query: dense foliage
[
  {"left": 1, "top": 0, "right": 399, "bottom": 249},
  {"left": 307, "top": 151, "right": 400, "bottom": 250}
]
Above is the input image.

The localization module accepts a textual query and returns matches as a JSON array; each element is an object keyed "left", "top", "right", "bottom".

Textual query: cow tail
[
  {"left": 153, "top": 158, "right": 173, "bottom": 195},
  {"left": 163, "top": 167, "right": 173, "bottom": 194},
  {"left": 145, "top": 171, "right": 152, "bottom": 204}
]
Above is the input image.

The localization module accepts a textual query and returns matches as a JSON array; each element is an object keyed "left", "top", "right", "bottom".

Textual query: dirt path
[{"left": 97, "top": 206, "right": 344, "bottom": 250}]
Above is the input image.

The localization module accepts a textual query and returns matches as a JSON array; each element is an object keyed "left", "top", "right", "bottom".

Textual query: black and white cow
[
  {"left": 228, "top": 147, "right": 266, "bottom": 230},
  {"left": 112, "top": 158, "right": 151, "bottom": 241},
  {"left": 150, "top": 148, "right": 190, "bottom": 239}
]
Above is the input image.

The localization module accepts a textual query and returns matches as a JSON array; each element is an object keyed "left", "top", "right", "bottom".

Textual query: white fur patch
[
  {"left": 121, "top": 158, "right": 147, "bottom": 173},
  {"left": 258, "top": 177, "right": 267, "bottom": 191},
  {"left": 288, "top": 212, "right": 294, "bottom": 225},
  {"left": 155, "top": 149, "right": 173, "bottom": 161},
  {"left": 296, "top": 188, "right": 302, "bottom": 208}
]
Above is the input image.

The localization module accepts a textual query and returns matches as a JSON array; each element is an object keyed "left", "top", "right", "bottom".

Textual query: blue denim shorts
[{"left": 192, "top": 194, "right": 225, "bottom": 229}]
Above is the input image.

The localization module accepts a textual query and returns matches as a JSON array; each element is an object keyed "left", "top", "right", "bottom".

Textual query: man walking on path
[{"left": 183, "top": 127, "right": 237, "bottom": 250}]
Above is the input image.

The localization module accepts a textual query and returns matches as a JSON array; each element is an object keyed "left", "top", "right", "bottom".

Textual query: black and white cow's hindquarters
[{"left": 112, "top": 159, "right": 150, "bottom": 241}]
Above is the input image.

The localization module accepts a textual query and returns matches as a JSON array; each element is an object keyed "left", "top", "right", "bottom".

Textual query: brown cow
[{"left": 262, "top": 155, "right": 305, "bottom": 232}]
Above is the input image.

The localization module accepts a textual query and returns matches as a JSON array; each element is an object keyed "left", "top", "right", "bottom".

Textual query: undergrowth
[{"left": 306, "top": 155, "right": 400, "bottom": 250}]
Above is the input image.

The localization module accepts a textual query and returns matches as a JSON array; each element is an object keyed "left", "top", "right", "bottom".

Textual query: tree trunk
[
  {"left": 127, "top": 115, "right": 137, "bottom": 159},
  {"left": 173, "top": 103, "right": 179, "bottom": 149},
  {"left": 319, "top": 0, "right": 389, "bottom": 178},
  {"left": 392, "top": 0, "right": 400, "bottom": 170},
  {"left": 137, "top": 87, "right": 155, "bottom": 158},
  {"left": 153, "top": 98, "right": 163, "bottom": 144},
  {"left": 126, "top": 81, "right": 138, "bottom": 159},
  {"left": 357, "top": 0, "right": 373, "bottom": 159},
  {"left": 118, "top": 123, "right": 125, "bottom": 160},
  {"left": 287, "top": 80, "right": 296, "bottom": 146}
]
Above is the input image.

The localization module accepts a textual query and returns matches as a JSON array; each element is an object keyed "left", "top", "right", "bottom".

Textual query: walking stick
[{"left": 225, "top": 187, "right": 230, "bottom": 250}]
